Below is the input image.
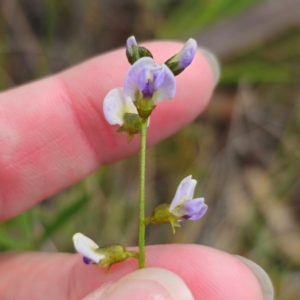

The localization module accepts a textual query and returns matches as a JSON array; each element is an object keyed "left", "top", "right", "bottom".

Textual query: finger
[
  {"left": 0, "top": 42, "right": 218, "bottom": 221},
  {"left": 83, "top": 268, "right": 194, "bottom": 300},
  {"left": 0, "top": 245, "right": 270, "bottom": 300}
]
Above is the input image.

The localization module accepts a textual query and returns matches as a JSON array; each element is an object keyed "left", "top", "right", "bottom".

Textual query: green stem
[{"left": 138, "top": 121, "right": 147, "bottom": 268}]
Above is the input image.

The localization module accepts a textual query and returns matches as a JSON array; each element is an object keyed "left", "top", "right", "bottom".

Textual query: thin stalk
[{"left": 138, "top": 121, "right": 147, "bottom": 268}]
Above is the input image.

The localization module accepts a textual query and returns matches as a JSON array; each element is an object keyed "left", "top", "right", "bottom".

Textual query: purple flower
[
  {"left": 124, "top": 57, "right": 176, "bottom": 103},
  {"left": 169, "top": 175, "right": 207, "bottom": 220}
]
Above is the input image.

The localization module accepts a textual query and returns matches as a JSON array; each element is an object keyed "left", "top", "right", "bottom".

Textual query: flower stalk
[
  {"left": 73, "top": 36, "right": 203, "bottom": 274},
  {"left": 138, "top": 120, "right": 147, "bottom": 268}
]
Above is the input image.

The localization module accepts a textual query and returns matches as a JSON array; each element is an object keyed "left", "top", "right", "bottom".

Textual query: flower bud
[
  {"left": 165, "top": 39, "right": 197, "bottom": 76},
  {"left": 73, "top": 233, "right": 139, "bottom": 274},
  {"left": 126, "top": 36, "right": 153, "bottom": 65}
]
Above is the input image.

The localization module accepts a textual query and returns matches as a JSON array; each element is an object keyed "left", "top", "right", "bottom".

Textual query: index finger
[{"left": 0, "top": 41, "right": 216, "bottom": 221}]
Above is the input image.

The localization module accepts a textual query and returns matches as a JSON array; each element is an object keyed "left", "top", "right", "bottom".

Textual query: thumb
[{"left": 82, "top": 267, "right": 194, "bottom": 300}]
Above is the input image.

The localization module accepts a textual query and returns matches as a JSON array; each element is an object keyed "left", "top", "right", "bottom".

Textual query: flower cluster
[
  {"left": 72, "top": 36, "right": 208, "bottom": 273},
  {"left": 103, "top": 36, "right": 197, "bottom": 140}
]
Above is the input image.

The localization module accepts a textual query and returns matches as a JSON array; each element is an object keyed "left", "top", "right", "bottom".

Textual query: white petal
[
  {"left": 73, "top": 233, "right": 105, "bottom": 264},
  {"left": 123, "top": 95, "right": 138, "bottom": 114},
  {"left": 187, "top": 179, "right": 197, "bottom": 200},
  {"left": 103, "top": 87, "right": 137, "bottom": 126},
  {"left": 124, "top": 57, "right": 155, "bottom": 101},
  {"left": 169, "top": 175, "right": 192, "bottom": 211}
]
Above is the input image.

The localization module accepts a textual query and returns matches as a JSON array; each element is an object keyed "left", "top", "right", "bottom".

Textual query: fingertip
[
  {"left": 83, "top": 268, "right": 194, "bottom": 300},
  {"left": 235, "top": 256, "right": 274, "bottom": 300},
  {"left": 145, "top": 245, "right": 266, "bottom": 300},
  {"left": 198, "top": 47, "right": 221, "bottom": 86}
]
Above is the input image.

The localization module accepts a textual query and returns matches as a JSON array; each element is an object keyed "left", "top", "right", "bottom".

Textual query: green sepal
[
  {"left": 126, "top": 45, "right": 153, "bottom": 65},
  {"left": 138, "top": 47, "right": 153, "bottom": 60},
  {"left": 126, "top": 45, "right": 139, "bottom": 65},
  {"left": 170, "top": 220, "right": 181, "bottom": 234},
  {"left": 117, "top": 113, "right": 143, "bottom": 142},
  {"left": 96, "top": 244, "right": 139, "bottom": 274},
  {"left": 134, "top": 97, "right": 156, "bottom": 119},
  {"left": 145, "top": 204, "right": 181, "bottom": 234},
  {"left": 137, "top": 107, "right": 155, "bottom": 121},
  {"left": 164, "top": 56, "right": 184, "bottom": 76}
]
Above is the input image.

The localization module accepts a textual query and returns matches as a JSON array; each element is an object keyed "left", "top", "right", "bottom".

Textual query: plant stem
[{"left": 138, "top": 121, "right": 147, "bottom": 268}]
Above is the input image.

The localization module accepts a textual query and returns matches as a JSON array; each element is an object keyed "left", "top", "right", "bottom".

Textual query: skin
[{"left": 0, "top": 42, "right": 263, "bottom": 299}]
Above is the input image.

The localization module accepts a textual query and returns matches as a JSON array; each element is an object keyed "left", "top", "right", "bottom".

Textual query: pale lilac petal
[
  {"left": 126, "top": 36, "right": 137, "bottom": 53},
  {"left": 73, "top": 233, "right": 105, "bottom": 264},
  {"left": 153, "top": 66, "right": 166, "bottom": 90},
  {"left": 137, "top": 68, "right": 148, "bottom": 92},
  {"left": 103, "top": 87, "right": 137, "bottom": 126},
  {"left": 178, "top": 38, "right": 197, "bottom": 69},
  {"left": 187, "top": 179, "right": 197, "bottom": 200},
  {"left": 169, "top": 175, "right": 192, "bottom": 211},
  {"left": 183, "top": 198, "right": 207, "bottom": 220},
  {"left": 124, "top": 57, "right": 155, "bottom": 100},
  {"left": 152, "top": 64, "right": 176, "bottom": 103}
]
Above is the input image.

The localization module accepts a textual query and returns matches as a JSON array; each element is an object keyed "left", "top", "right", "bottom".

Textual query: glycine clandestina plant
[{"left": 72, "top": 36, "right": 207, "bottom": 272}]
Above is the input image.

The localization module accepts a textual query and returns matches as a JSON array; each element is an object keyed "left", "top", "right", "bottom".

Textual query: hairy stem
[{"left": 138, "top": 121, "right": 147, "bottom": 268}]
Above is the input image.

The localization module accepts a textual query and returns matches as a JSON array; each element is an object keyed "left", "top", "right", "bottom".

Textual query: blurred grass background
[{"left": 0, "top": 0, "right": 300, "bottom": 299}]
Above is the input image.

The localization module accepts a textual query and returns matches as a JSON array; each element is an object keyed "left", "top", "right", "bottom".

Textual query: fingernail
[
  {"left": 198, "top": 48, "right": 221, "bottom": 86},
  {"left": 83, "top": 267, "right": 194, "bottom": 300},
  {"left": 235, "top": 256, "right": 274, "bottom": 300}
]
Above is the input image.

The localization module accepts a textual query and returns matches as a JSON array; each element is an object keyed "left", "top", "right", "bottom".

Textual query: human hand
[{"left": 0, "top": 42, "right": 272, "bottom": 299}]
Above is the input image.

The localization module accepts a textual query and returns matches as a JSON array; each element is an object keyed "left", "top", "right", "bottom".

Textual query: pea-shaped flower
[
  {"left": 73, "top": 233, "right": 138, "bottom": 274},
  {"left": 145, "top": 175, "right": 207, "bottom": 233},
  {"left": 124, "top": 57, "right": 176, "bottom": 119},
  {"left": 103, "top": 87, "right": 148, "bottom": 141},
  {"left": 169, "top": 175, "right": 207, "bottom": 220}
]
